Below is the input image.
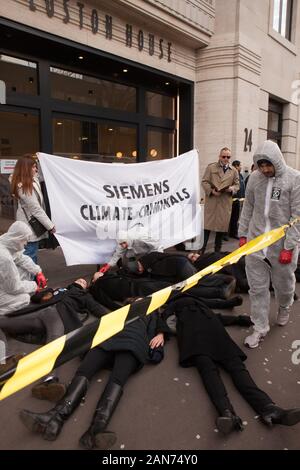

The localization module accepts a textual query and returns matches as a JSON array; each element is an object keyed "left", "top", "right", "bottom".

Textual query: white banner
[{"left": 38, "top": 150, "right": 201, "bottom": 265}]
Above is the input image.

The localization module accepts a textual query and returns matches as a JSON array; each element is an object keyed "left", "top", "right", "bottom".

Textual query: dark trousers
[
  {"left": 0, "top": 306, "right": 68, "bottom": 351},
  {"left": 229, "top": 201, "right": 240, "bottom": 238},
  {"left": 202, "top": 230, "right": 224, "bottom": 253},
  {"left": 76, "top": 348, "right": 139, "bottom": 387},
  {"left": 192, "top": 274, "right": 234, "bottom": 299},
  {"left": 194, "top": 355, "right": 272, "bottom": 415}
]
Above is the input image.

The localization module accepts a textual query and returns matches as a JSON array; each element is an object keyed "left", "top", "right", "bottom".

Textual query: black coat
[
  {"left": 8, "top": 284, "right": 108, "bottom": 332},
  {"left": 139, "top": 252, "right": 196, "bottom": 282},
  {"left": 194, "top": 252, "right": 249, "bottom": 293},
  {"left": 55, "top": 283, "right": 109, "bottom": 332},
  {"left": 89, "top": 272, "right": 171, "bottom": 309},
  {"left": 99, "top": 312, "right": 170, "bottom": 367},
  {"left": 163, "top": 294, "right": 250, "bottom": 367}
]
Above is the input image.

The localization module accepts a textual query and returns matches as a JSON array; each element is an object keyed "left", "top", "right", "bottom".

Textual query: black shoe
[
  {"left": 216, "top": 409, "right": 244, "bottom": 435},
  {"left": 230, "top": 295, "right": 243, "bottom": 307},
  {"left": 261, "top": 404, "right": 300, "bottom": 427}
]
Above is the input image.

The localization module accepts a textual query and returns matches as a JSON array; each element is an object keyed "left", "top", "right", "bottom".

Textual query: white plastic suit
[
  {"left": 108, "top": 225, "right": 164, "bottom": 268},
  {"left": 238, "top": 140, "right": 300, "bottom": 333},
  {"left": 0, "top": 221, "right": 40, "bottom": 316}
]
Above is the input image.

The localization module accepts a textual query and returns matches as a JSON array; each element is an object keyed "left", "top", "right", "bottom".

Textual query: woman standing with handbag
[{"left": 11, "top": 154, "right": 55, "bottom": 264}]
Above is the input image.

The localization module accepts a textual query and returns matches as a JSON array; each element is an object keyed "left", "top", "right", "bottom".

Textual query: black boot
[
  {"left": 260, "top": 404, "right": 300, "bottom": 427},
  {"left": 216, "top": 409, "right": 244, "bottom": 435},
  {"left": 79, "top": 381, "right": 123, "bottom": 450},
  {"left": 19, "top": 375, "right": 88, "bottom": 441}
]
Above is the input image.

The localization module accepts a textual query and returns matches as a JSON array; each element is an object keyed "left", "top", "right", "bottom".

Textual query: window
[
  {"left": 50, "top": 67, "right": 137, "bottom": 112},
  {"left": 147, "top": 128, "right": 176, "bottom": 160},
  {"left": 146, "top": 91, "right": 175, "bottom": 119},
  {"left": 0, "top": 111, "right": 39, "bottom": 230},
  {"left": 273, "top": 0, "right": 293, "bottom": 40},
  {"left": 53, "top": 117, "right": 137, "bottom": 163},
  {"left": 267, "top": 99, "right": 283, "bottom": 147},
  {"left": 0, "top": 111, "right": 39, "bottom": 157},
  {"left": 0, "top": 54, "right": 38, "bottom": 95}
]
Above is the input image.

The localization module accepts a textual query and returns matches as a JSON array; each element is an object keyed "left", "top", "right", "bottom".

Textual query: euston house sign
[{"left": 27, "top": 0, "right": 172, "bottom": 62}]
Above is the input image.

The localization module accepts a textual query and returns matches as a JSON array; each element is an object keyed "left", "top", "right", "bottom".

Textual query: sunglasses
[{"left": 221, "top": 156, "right": 231, "bottom": 159}]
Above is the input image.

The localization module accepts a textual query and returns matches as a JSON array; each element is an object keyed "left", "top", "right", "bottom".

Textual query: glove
[
  {"left": 36, "top": 272, "right": 47, "bottom": 288},
  {"left": 99, "top": 263, "right": 110, "bottom": 274},
  {"left": 279, "top": 249, "right": 293, "bottom": 264},
  {"left": 239, "top": 237, "right": 247, "bottom": 247}
]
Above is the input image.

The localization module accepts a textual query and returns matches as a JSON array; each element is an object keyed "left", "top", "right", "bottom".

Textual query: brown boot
[
  {"left": 0, "top": 353, "right": 25, "bottom": 377},
  {"left": 31, "top": 376, "right": 66, "bottom": 402}
]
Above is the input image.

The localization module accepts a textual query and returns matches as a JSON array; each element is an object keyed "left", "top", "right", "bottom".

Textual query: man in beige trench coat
[{"left": 201, "top": 147, "right": 240, "bottom": 253}]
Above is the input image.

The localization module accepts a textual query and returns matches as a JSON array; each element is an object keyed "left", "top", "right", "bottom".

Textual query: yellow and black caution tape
[{"left": 0, "top": 222, "right": 294, "bottom": 400}]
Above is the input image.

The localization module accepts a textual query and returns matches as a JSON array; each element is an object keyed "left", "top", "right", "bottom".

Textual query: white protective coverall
[
  {"left": 108, "top": 225, "right": 164, "bottom": 268},
  {"left": 0, "top": 221, "right": 40, "bottom": 316},
  {"left": 238, "top": 140, "right": 300, "bottom": 333}
]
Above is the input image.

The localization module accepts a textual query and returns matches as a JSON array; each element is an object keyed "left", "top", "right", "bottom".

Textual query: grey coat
[
  {"left": 202, "top": 162, "right": 239, "bottom": 232},
  {"left": 16, "top": 177, "right": 54, "bottom": 242}
]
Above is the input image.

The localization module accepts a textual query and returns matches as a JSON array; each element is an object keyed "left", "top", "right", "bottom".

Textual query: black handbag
[
  {"left": 21, "top": 207, "right": 48, "bottom": 237},
  {"left": 28, "top": 215, "right": 48, "bottom": 237}
]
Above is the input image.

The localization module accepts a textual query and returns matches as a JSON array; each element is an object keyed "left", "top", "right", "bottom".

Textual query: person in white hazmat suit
[
  {"left": 238, "top": 140, "right": 300, "bottom": 348},
  {"left": 96, "top": 224, "right": 164, "bottom": 276},
  {"left": 0, "top": 221, "right": 46, "bottom": 317}
]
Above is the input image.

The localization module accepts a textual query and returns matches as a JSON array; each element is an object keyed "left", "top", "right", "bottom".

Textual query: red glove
[
  {"left": 36, "top": 272, "right": 47, "bottom": 288},
  {"left": 279, "top": 249, "right": 293, "bottom": 264},
  {"left": 98, "top": 263, "right": 110, "bottom": 274},
  {"left": 239, "top": 237, "right": 247, "bottom": 247}
]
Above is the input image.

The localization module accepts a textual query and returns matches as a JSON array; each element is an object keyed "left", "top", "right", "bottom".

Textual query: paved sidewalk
[{"left": 1, "top": 238, "right": 300, "bottom": 450}]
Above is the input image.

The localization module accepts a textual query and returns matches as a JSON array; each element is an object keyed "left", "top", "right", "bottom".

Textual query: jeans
[{"left": 24, "top": 241, "right": 39, "bottom": 264}]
